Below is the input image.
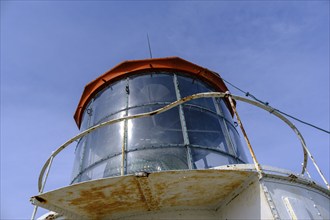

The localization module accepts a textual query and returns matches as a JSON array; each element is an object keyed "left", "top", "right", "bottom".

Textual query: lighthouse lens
[
  {"left": 177, "top": 75, "right": 216, "bottom": 111},
  {"left": 72, "top": 71, "right": 247, "bottom": 183},
  {"left": 129, "top": 73, "right": 177, "bottom": 107},
  {"left": 127, "top": 106, "right": 184, "bottom": 150},
  {"left": 183, "top": 107, "right": 228, "bottom": 150}
]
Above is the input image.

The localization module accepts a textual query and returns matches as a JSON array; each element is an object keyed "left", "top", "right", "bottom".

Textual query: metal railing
[{"left": 31, "top": 92, "right": 329, "bottom": 220}]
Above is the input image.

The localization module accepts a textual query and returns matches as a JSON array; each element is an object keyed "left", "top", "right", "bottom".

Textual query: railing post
[
  {"left": 226, "top": 92, "right": 263, "bottom": 178},
  {"left": 31, "top": 153, "right": 55, "bottom": 220}
]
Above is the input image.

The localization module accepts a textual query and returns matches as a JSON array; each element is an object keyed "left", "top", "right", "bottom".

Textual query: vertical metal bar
[
  {"left": 122, "top": 119, "right": 128, "bottom": 176},
  {"left": 214, "top": 98, "right": 237, "bottom": 158},
  {"left": 31, "top": 154, "right": 55, "bottom": 220},
  {"left": 31, "top": 203, "right": 38, "bottom": 220},
  {"left": 40, "top": 155, "right": 55, "bottom": 193},
  {"left": 303, "top": 163, "right": 312, "bottom": 179},
  {"left": 78, "top": 100, "right": 94, "bottom": 182},
  {"left": 173, "top": 74, "right": 193, "bottom": 169},
  {"left": 303, "top": 147, "right": 330, "bottom": 190},
  {"left": 226, "top": 92, "right": 263, "bottom": 178},
  {"left": 121, "top": 78, "right": 130, "bottom": 176}
]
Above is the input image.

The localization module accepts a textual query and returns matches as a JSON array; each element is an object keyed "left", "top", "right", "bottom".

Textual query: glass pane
[
  {"left": 191, "top": 148, "right": 237, "bottom": 169},
  {"left": 219, "top": 99, "right": 234, "bottom": 124},
  {"left": 128, "top": 73, "right": 176, "bottom": 107},
  {"left": 82, "top": 112, "right": 124, "bottom": 170},
  {"left": 126, "top": 148, "right": 188, "bottom": 174},
  {"left": 127, "top": 106, "right": 183, "bottom": 150},
  {"left": 82, "top": 160, "right": 108, "bottom": 181},
  {"left": 71, "top": 137, "right": 86, "bottom": 182},
  {"left": 103, "top": 155, "right": 121, "bottom": 178},
  {"left": 80, "top": 103, "right": 92, "bottom": 131},
  {"left": 78, "top": 153, "right": 122, "bottom": 182},
  {"left": 93, "top": 80, "right": 127, "bottom": 125},
  {"left": 177, "top": 75, "right": 216, "bottom": 111},
  {"left": 227, "top": 122, "right": 248, "bottom": 163},
  {"left": 184, "top": 107, "right": 228, "bottom": 151}
]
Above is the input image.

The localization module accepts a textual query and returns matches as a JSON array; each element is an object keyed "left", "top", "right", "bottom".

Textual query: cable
[{"left": 215, "top": 73, "right": 330, "bottom": 134}]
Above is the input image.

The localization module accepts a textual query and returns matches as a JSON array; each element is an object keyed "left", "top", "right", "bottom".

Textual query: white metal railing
[{"left": 31, "top": 92, "right": 329, "bottom": 220}]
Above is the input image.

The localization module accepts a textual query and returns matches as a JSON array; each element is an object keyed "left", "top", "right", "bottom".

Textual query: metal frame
[
  {"left": 77, "top": 99, "right": 94, "bottom": 182},
  {"left": 32, "top": 92, "right": 330, "bottom": 220},
  {"left": 173, "top": 74, "right": 193, "bottom": 169},
  {"left": 37, "top": 92, "right": 329, "bottom": 191},
  {"left": 72, "top": 73, "right": 243, "bottom": 181},
  {"left": 70, "top": 144, "right": 246, "bottom": 184}
]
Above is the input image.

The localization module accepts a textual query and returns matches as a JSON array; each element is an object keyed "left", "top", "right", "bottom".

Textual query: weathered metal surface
[
  {"left": 217, "top": 178, "right": 274, "bottom": 220},
  {"left": 262, "top": 177, "right": 330, "bottom": 219},
  {"left": 31, "top": 169, "right": 254, "bottom": 219}
]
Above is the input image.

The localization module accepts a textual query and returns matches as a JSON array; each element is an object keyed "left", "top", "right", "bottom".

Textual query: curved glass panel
[
  {"left": 71, "top": 137, "right": 86, "bottom": 181},
  {"left": 184, "top": 106, "right": 229, "bottom": 152},
  {"left": 80, "top": 103, "right": 93, "bottom": 131},
  {"left": 177, "top": 75, "right": 216, "bottom": 111},
  {"left": 227, "top": 122, "right": 248, "bottom": 162},
  {"left": 72, "top": 71, "right": 247, "bottom": 184},
  {"left": 127, "top": 105, "right": 183, "bottom": 150},
  {"left": 128, "top": 73, "right": 176, "bottom": 107},
  {"left": 103, "top": 155, "right": 122, "bottom": 178},
  {"left": 80, "top": 160, "right": 108, "bottom": 182},
  {"left": 219, "top": 99, "right": 234, "bottom": 124},
  {"left": 191, "top": 148, "right": 238, "bottom": 169},
  {"left": 81, "top": 112, "right": 124, "bottom": 171},
  {"left": 93, "top": 80, "right": 126, "bottom": 125},
  {"left": 126, "top": 148, "right": 188, "bottom": 174}
]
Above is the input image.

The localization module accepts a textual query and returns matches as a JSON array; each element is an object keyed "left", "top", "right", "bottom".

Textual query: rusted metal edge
[
  {"left": 33, "top": 169, "right": 253, "bottom": 220},
  {"left": 31, "top": 196, "right": 87, "bottom": 219},
  {"left": 226, "top": 92, "right": 263, "bottom": 179}
]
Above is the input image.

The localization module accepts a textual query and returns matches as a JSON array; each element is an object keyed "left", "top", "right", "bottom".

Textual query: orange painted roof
[{"left": 74, "top": 57, "right": 231, "bottom": 128}]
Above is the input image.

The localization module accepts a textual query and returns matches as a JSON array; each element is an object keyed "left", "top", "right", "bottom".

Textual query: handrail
[{"left": 36, "top": 92, "right": 329, "bottom": 193}]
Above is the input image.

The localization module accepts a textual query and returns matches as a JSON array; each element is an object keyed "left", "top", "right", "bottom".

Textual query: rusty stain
[
  {"left": 32, "top": 170, "right": 255, "bottom": 219},
  {"left": 65, "top": 176, "right": 149, "bottom": 218},
  {"left": 135, "top": 176, "right": 160, "bottom": 211}
]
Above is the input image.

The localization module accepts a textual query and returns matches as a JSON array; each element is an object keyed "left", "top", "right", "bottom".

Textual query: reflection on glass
[
  {"left": 177, "top": 75, "right": 216, "bottom": 111},
  {"left": 192, "top": 149, "right": 237, "bottom": 169},
  {"left": 127, "top": 148, "right": 188, "bottom": 174},
  {"left": 184, "top": 107, "right": 228, "bottom": 151},
  {"left": 72, "top": 71, "right": 248, "bottom": 184},
  {"left": 80, "top": 101, "right": 93, "bottom": 131},
  {"left": 129, "top": 73, "right": 176, "bottom": 107},
  {"left": 81, "top": 112, "right": 124, "bottom": 170},
  {"left": 219, "top": 99, "right": 233, "bottom": 124},
  {"left": 80, "top": 160, "right": 108, "bottom": 182},
  {"left": 93, "top": 80, "right": 126, "bottom": 125},
  {"left": 103, "top": 155, "right": 121, "bottom": 177},
  {"left": 127, "top": 106, "right": 183, "bottom": 150},
  {"left": 227, "top": 122, "right": 248, "bottom": 163},
  {"left": 71, "top": 137, "right": 86, "bottom": 181}
]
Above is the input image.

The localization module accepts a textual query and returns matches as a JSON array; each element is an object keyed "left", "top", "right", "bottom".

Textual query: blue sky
[{"left": 1, "top": 1, "right": 329, "bottom": 219}]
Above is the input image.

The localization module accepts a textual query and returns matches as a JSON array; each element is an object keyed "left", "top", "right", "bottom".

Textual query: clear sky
[{"left": 1, "top": 1, "right": 329, "bottom": 219}]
